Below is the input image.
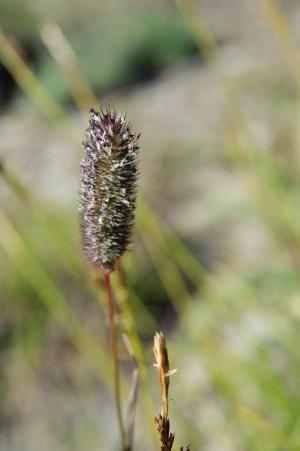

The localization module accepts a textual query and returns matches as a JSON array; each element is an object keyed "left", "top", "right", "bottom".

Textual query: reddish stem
[{"left": 104, "top": 270, "right": 127, "bottom": 450}]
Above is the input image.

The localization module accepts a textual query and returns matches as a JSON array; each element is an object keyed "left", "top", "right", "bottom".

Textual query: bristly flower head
[{"left": 79, "top": 106, "right": 140, "bottom": 272}]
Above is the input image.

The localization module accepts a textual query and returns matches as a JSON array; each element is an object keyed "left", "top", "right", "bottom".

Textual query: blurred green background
[{"left": 1, "top": 0, "right": 300, "bottom": 450}]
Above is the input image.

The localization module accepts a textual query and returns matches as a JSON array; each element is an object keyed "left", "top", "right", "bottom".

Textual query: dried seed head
[
  {"left": 79, "top": 106, "right": 140, "bottom": 272},
  {"left": 154, "top": 332, "right": 177, "bottom": 418},
  {"left": 154, "top": 333, "right": 190, "bottom": 451},
  {"left": 155, "top": 415, "right": 175, "bottom": 451},
  {"left": 154, "top": 332, "right": 178, "bottom": 451}
]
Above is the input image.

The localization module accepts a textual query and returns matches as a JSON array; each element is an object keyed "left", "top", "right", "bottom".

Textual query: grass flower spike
[
  {"left": 80, "top": 106, "right": 140, "bottom": 273},
  {"left": 80, "top": 106, "right": 140, "bottom": 451}
]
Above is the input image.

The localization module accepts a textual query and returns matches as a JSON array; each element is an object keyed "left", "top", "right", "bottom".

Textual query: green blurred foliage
[
  {"left": 1, "top": 2, "right": 198, "bottom": 105},
  {"left": 0, "top": 0, "right": 38, "bottom": 38},
  {"left": 39, "top": 8, "right": 197, "bottom": 103},
  {"left": 1, "top": 0, "right": 300, "bottom": 450}
]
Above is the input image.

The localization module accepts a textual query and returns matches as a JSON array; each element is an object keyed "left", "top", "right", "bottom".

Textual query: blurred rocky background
[{"left": 1, "top": 0, "right": 300, "bottom": 450}]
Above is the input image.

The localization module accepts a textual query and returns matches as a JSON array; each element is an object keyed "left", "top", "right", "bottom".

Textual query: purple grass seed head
[{"left": 79, "top": 106, "right": 140, "bottom": 272}]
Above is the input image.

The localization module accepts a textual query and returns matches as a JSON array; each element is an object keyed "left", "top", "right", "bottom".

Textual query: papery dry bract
[{"left": 79, "top": 107, "right": 140, "bottom": 272}]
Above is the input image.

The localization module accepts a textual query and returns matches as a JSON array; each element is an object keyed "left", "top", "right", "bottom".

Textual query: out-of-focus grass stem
[
  {"left": 238, "top": 406, "right": 299, "bottom": 450},
  {"left": 139, "top": 200, "right": 206, "bottom": 287},
  {"left": 0, "top": 160, "right": 85, "bottom": 277},
  {"left": 262, "top": 0, "right": 300, "bottom": 88},
  {"left": 174, "top": 0, "right": 218, "bottom": 61},
  {"left": 0, "top": 208, "right": 115, "bottom": 388},
  {"left": 0, "top": 28, "right": 75, "bottom": 136},
  {"left": 137, "top": 204, "right": 194, "bottom": 315},
  {"left": 40, "top": 22, "right": 98, "bottom": 111}
]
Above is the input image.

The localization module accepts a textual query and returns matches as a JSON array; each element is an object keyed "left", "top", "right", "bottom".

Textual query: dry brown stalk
[{"left": 153, "top": 332, "right": 190, "bottom": 451}]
